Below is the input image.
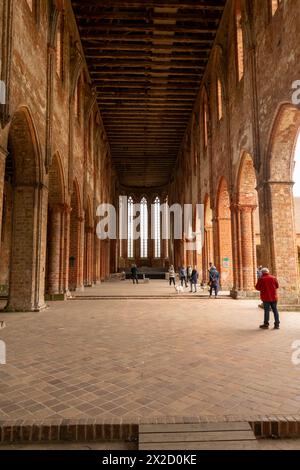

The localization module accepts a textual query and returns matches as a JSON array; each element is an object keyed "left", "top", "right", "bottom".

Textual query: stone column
[
  {"left": 47, "top": 204, "right": 63, "bottom": 295},
  {"left": 0, "top": 146, "right": 7, "bottom": 248}
]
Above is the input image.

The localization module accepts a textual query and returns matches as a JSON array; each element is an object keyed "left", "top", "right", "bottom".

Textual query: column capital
[
  {"left": 51, "top": 203, "right": 69, "bottom": 214},
  {"left": 236, "top": 204, "right": 257, "bottom": 213}
]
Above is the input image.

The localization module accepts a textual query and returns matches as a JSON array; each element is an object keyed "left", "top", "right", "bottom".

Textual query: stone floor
[
  {"left": 73, "top": 279, "right": 230, "bottom": 297},
  {"left": 0, "top": 280, "right": 300, "bottom": 422}
]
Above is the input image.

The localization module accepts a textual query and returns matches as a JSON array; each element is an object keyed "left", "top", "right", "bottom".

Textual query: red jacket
[{"left": 255, "top": 273, "right": 279, "bottom": 302}]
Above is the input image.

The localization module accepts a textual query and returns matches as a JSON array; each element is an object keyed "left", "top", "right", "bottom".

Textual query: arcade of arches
[{"left": 1, "top": 0, "right": 300, "bottom": 312}]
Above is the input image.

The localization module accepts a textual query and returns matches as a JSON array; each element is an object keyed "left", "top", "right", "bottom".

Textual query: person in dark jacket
[
  {"left": 190, "top": 266, "right": 199, "bottom": 293},
  {"left": 255, "top": 268, "right": 280, "bottom": 329},
  {"left": 209, "top": 266, "right": 220, "bottom": 298},
  {"left": 131, "top": 264, "right": 139, "bottom": 284},
  {"left": 179, "top": 266, "right": 188, "bottom": 288}
]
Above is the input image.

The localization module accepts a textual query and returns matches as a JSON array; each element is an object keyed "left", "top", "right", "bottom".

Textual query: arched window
[
  {"left": 56, "top": 17, "right": 63, "bottom": 78},
  {"left": 140, "top": 197, "right": 148, "bottom": 258},
  {"left": 271, "top": 0, "right": 282, "bottom": 16},
  {"left": 128, "top": 197, "right": 134, "bottom": 258},
  {"left": 26, "top": 0, "right": 33, "bottom": 11},
  {"left": 294, "top": 133, "right": 300, "bottom": 197},
  {"left": 217, "top": 78, "right": 223, "bottom": 121},
  {"left": 74, "top": 76, "right": 81, "bottom": 121},
  {"left": 203, "top": 97, "right": 209, "bottom": 149},
  {"left": 236, "top": 0, "right": 244, "bottom": 81},
  {"left": 154, "top": 197, "right": 161, "bottom": 258}
]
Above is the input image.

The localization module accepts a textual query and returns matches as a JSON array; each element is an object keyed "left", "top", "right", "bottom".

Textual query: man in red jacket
[{"left": 255, "top": 268, "right": 280, "bottom": 329}]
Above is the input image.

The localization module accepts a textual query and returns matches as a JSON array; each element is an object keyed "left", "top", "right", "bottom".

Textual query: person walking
[
  {"left": 257, "top": 265, "right": 263, "bottom": 279},
  {"left": 131, "top": 264, "right": 139, "bottom": 285},
  {"left": 255, "top": 268, "right": 280, "bottom": 330},
  {"left": 187, "top": 265, "right": 192, "bottom": 283},
  {"left": 209, "top": 266, "right": 220, "bottom": 298},
  {"left": 179, "top": 266, "right": 188, "bottom": 288},
  {"left": 169, "top": 265, "right": 176, "bottom": 286},
  {"left": 190, "top": 266, "right": 198, "bottom": 293}
]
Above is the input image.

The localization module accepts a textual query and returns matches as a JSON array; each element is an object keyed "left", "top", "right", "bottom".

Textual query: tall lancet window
[
  {"left": 140, "top": 197, "right": 148, "bottom": 258},
  {"left": 154, "top": 197, "right": 161, "bottom": 258},
  {"left": 128, "top": 196, "right": 134, "bottom": 258}
]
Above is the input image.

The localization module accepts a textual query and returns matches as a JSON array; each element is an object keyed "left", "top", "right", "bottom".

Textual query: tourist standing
[
  {"left": 131, "top": 264, "right": 139, "bottom": 284},
  {"left": 169, "top": 265, "right": 176, "bottom": 286},
  {"left": 209, "top": 266, "right": 220, "bottom": 298},
  {"left": 255, "top": 268, "right": 280, "bottom": 330},
  {"left": 190, "top": 266, "right": 199, "bottom": 293},
  {"left": 179, "top": 266, "right": 188, "bottom": 288}
]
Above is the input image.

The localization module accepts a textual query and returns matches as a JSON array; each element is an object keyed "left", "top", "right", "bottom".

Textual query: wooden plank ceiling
[{"left": 71, "top": 0, "right": 226, "bottom": 188}]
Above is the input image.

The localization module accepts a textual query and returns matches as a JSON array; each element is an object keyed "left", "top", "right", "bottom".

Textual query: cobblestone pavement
[{"left": 1, "top": 282, "right": 300, "bottom": 422}]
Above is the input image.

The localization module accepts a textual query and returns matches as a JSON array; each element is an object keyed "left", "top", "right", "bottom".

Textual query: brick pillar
[
  {"left": 61, "top": 204, "right": 71, "bottom": 295},
  {"left": 262, "top": 181, "right": 299, "bottom": 304},
  {"left": 239, "top": 205, "right": 256, "bottom": 291},
  {"left": 47, "top": 204, "right": 63, "bottom": 295},
  {"left": 77, "top": 215, "right": 85, "bottom": 291},
  {"left": 0, "top": 147, "right": 8, "bottom": 248},
  {"left": 202, "top": 225, "right": 213, "bottom": 283},
  {"left": 7, "top": 183, "right": 47, "bottom": 311},
  {"left": 85, "top": 226, "right": 93, "bottom": 287}
]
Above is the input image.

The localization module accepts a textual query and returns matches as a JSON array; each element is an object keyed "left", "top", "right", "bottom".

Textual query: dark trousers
[
  {"left": 132, "top": 276, "right": 139, "bottom": 284},
  {"left": 210, "top": 285, "right": 219, "bottom": 297},
  {"left": 169, "top": 277, "right": 176, "bottom": 286},
  {"left": 180, "top": 276, "right": 187, "bottom": 287},
  {"left": 263, "top": 301, "right": 280, "bottom": 326},
  {"left": 190, "top": 281, "right": 197, "bottom": 292}
]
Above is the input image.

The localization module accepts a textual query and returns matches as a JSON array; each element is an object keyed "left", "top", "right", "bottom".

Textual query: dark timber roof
[{"left": 72, "top": 0, "right": 226, "bottom": 188}]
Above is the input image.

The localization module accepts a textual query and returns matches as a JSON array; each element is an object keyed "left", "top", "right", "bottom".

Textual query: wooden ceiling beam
[{"left": 72, "top": 1, "right": 225, "bottom": 10}]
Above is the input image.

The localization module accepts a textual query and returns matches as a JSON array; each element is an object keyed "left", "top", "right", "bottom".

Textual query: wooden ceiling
[{"left": 71, "top": 0, "right": 226, "bottom": 188}]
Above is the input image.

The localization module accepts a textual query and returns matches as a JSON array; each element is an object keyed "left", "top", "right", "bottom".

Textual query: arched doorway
[
  {"left": 293, "top": 132, "right": 300, "bottom": 279},
  {"left": 216, "top": 178, "right": 233, "bottom": 290},
  {"left": 0, "top": 109, "right": 45, "bottom": 311},
  {"left": 69, "top": 180, "right": 82, "bottom": 292},
  {"left": 202, "top": 195, "right": 214, "bottom": 284},
  {"left": 233, "top": 153, "right": 259, "bottom": 295},
  {"left": 84, "top": 197, "right": 93, "bottom": 287},
  {"left": 262, "top": 104, "right": 300, "bottom": 303},
  {"left": 45, "top": 153, "right": 65, "bottom": 297}
]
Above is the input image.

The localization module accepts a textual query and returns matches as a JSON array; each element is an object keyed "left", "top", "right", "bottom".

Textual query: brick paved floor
[{"left": 1, "top": 282, "right": 300, "bottom": 421}]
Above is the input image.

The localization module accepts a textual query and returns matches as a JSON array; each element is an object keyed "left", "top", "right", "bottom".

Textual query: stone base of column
[
  {"left": 230, "top": 289, "right": 260, "bottom": 300},
  {"left": 4, "top": 301, "right": 48, "bottom": 312},
  {"left": 45, "top": 293, "right": 67, "bottom": 301},
  {"left": 75, "top": 285, "right": 85, "bottom": 293}
]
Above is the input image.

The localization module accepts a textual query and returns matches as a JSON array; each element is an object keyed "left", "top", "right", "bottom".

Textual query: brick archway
[
  {"left": 2, "top": 108, "right": 46, "bottom": 311},
  {"left": 84, "top": 197, "right": 94, "bottom": 287},
  {"left": 69, "top": 179, "right": 83, "bottom": 292},
  {"left": 202, "top": 195, "right": 214, "bottom": 284},
  {"left": 232, "top": 153, "right": 259, "bottom": 295},
  {"left": 45, "top": 153, "right": 66, "bottom": 296},
  {"left": 216, "top": 178, "right": 233, "bottom": 290},
  {"left": 260, "top": 104, "right": 300, "bottom": 303}
]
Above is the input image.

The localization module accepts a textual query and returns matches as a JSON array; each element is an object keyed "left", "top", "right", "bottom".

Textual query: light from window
[
  {"left": 217, "top": 79, "right": 223, "bottom": 120},
  {"left": 154, "top": 197, "right": 161, "bottom": 258},
  {"left": 140, "top": 197, "right": 148, "bottom": 258},
  {"left": 204, "top": 101, "right": 208, "bottom": 148},
  {"left": 56, "top": 19, "right": 63, "bottom": 78},
  {"left": 236, "top": 0, "right": 244, "bottom": 81},
  {"left": 26, "top": 0, "right": 33, "bottom": 12},
  {"left": 272, "top": 0, "right": 281, "bottom": 16},
  {"left": 128, "top": 196, "right": 134, "bottom": 258}
]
